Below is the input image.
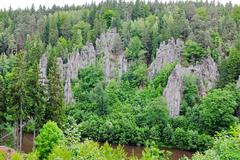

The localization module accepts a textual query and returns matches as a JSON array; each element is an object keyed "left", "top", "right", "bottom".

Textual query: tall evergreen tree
[
  {"left": 46, "top": 60, "right": 65, "bottom": 125},
  {"left": 7, "top": 53, "right": 28, "bottom": 151}
]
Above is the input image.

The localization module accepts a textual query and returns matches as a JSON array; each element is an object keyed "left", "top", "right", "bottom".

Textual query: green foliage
[
  {"left": 172, "top": 128, "right": 213, "bottom": 151},
  {"left": 103, "top": 10, "right": 117, "bottom": 28},
  {"left": 122, "top": 61, "right": 148, "bottom": 88},
  {"left": 62, "top": 116, "right": 81, "bottom": 144},
  {"left": 141, "top": 143, "right": 171, "bottom": 160},
  {"left": 180, "top": 75, "right": 199, "bottom": 115},
  {"left": 191, "top": 88, "right": 238, "bottom": 135},
  {"left": 218, "top": 44, "right": 240, "bottom": 87},
  {"left": 48, "top": 145, "right": 72, "bottom": 160},
  {"left": 35, "top": 121, "right": 65, "bottom": 160},
  {"left": 152, "top": 62, "right": 177, "bottom": 94},
  {"left": 182, "top": 40, "right": 207, "bottom": 64},
  {"left": 196, "top": 7, "right": 208, "bottom": 20},
  {"left": 10, "top": 152, "right": 23, "bottom": 160},
  {"left": 91, "top": 83, "right": 108, "bottom": 116},
  {"left": 1, "top": 1, "right": 240, "bottom": 158},
  {"left": 71, "top": 140, "right": 127, "bottom": 160},
  {"left": 125, "top": 36, "right": 145, "bottom": 61},
  {"left": 231, "top": 6, "right": 240, "bottom": 23},
  {"left": 73, "top": 63, "right": 104, "bottom": 103},
  {"left": 140, "top": 97, "right": 169, "bottom": 128},
  {"left": 46, "top": 60, "right": 65, "bottom": 124},
  {"left": 191, "top": 125, "right": 240, "bottom": 160}
]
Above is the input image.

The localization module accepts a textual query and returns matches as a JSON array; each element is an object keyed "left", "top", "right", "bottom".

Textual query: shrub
[
  {"left": 182, "top": 40, "right": 207, "bottom": 64},
  {"left": 35, "top": 121, "right": 65, "bottom": 159},
  {"left": 48, "top": 145, "right": 72, "bottom": 160}
]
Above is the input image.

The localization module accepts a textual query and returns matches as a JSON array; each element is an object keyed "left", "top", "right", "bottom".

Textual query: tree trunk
[
  {"left": 14, "top": 121, "right": 18, "bottom": 150},
  {"left": 19, "top": 118, "right": 23, "bottom": 151},
  {"left": 33, "top": 128, "right": 36, "bottom": 149}
]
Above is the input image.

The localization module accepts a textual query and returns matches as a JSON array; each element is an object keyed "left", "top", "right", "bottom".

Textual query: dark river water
[{"left": 22, "top": 134, "right": 193, "bottom": 160}]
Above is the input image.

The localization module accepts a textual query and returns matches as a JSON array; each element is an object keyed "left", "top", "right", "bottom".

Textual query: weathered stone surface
[
  {"left": 39, "top": 54, "right": 48, "bottom": 85},
  {"left": 42, "top": 29, "right": 128, "bottom": 105},
  {"left": 148, "top": 38, "right": 184, "bottom": 79},
  {"left": 163, "top": 56, "right": 218, "bottom": 116},
  {"left": 96, "top": 28, "right": 127, "bottom": 81},
  {"left": 237, "top": 76, "right": 240, "bottom": 88},
  {"left": 57, "top": 43, "right": 96, "bottom": 105}
]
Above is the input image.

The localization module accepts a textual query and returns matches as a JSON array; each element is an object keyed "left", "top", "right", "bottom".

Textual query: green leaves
[
  {"left": 35, "top": 121, "right": 64, "bottom": 160},
  {"left": 125, "top": 36, "right": 145, "bottom": 61},
  {"left": 182, "top": 40, "right": 207, "bottom": 65},
  {"left": 191, "top": 88, "right": 238, "bottom": 135}
]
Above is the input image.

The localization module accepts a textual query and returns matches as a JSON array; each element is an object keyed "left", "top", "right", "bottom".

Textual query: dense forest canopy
[{"left": 0, "top": 0, "right": 240, "bottom": 159}]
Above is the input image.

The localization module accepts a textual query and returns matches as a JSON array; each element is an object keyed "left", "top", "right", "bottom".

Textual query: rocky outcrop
[
  {"left": 41, "top": 29, "right": 128, "bottom": 105},
  {"left": 57, "top": 43, "right": 96, "bottom": 104},
  {"left": 39, "top": 54, "right": 48, "bottom": 86},
  {"left": 96, "top": 29, "right": 127, "bottom": 81},
  {"left": 163, "top": 56, "right": 218, "bottom": 116},
  {"left": 148, "top": 38, "right": 184, "bottom": 79}
]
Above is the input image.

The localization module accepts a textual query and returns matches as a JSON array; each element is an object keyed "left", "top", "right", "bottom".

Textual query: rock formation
[
  {"left": 39, "top": 54, "right": 48, "bottom": 86},
  {"left": 163, "top": 56, "right": 219, "bottom": 116},
  {"left": 40, "top": 29, "right": 128, "bottom": 105},
  {"left": 57, "top": 43, "right": 96, "bottom": 104},
  {"left": 96, "top": 28, "right": 127, "bottom": 81},
  {"left": 148, "top": 38, "right": 184, "bottom": 79}
]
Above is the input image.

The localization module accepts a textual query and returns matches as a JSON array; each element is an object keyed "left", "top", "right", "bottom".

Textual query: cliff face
[
  {"left": 96, "top": 28, "right": 127, "bottom": 82},
  {"left": 148, "top": 38, "right": 184, "bottom": 79},
  {"left": 58, "top": 43, "right": 96, "bottom": 104},
  {"left": 40, "top": 29, "right": 128, "bottom": 105},
  {"left": 163, "top": 56, "right": 219, "bottom": 116},
  {"left": 40, "top": 35, "right": 219, "bottom": 111}
]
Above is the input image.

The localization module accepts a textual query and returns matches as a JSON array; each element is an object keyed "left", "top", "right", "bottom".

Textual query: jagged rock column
[
  {"left": 96, "top": 29, "right": 127, "bottom": 82},
  {"left": 57, "top": 43, "right": 97, "bottom": 105},
  {"left": 39, "top": 54, "right": 48, "bottom": 86},
  {"left": 148, "top": 38, "right": 184, "bottom": 79},
  {"left": 163, "top": 57, "right": 219, "bottom": 116}
]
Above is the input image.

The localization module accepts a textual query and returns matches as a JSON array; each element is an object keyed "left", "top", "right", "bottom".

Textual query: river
[{"left": 22, "top": 134, "right": 193, "bottom": 160}]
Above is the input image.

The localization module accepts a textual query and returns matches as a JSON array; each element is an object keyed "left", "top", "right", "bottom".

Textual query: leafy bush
[
  {"left": 48, "top": 145, "right": 72, "bottom": 160},
  {"left": 35, "top": 121, "right": 65, "bottom": 159},
  {"left": 190, "top": 89, "right": 238, "bottom": 135},
  {"left": 141, "top": 143, "right": 171, "bottom": 160},
  {"left": 152, "top": 62, "right": 176, "bottom": 95},
  {"left": 125, "top": 36, "right": 145, "bottom": 61},
  {"left": 190, "top": 125, "right": 240, "bottom": 160},
  {"left": 180, "top": 75, "right": 199, "bottom": 115},
  {"left": 172, "top": 128, "right": 213, "bottom": 151},
  {"left": 122, "top": 60, "right": 148, "bottom": 88}
]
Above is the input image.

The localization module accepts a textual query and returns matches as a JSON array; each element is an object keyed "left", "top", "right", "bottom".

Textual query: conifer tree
[
  {"left": 7, "top": 53, "right": 28, "bottom": 151},
  {"left": 46, "top": 59, "right": 65, "bottom": 125}
]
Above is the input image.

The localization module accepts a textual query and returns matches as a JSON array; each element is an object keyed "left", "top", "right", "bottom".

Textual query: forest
[{"left": 0, "top": 0, "right": 240, "bottom": 159}]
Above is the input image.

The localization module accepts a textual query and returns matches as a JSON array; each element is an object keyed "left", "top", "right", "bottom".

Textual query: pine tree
[
  {"left": 26, "top": 63, "right": 46, "bottom": 142},
  {"left": 46, "top": 60, "right": 65, "bottom": 125},
  {"left": 7, "top": 53, "right": 28, "bottom": 151}
]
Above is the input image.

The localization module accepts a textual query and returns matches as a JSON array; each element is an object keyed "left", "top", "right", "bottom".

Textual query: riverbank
[{"left": 22, "top": 134, "right": 193, "bottom": 159}]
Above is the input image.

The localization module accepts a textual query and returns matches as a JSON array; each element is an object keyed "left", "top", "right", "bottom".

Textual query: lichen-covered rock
[
  {"left": 39, "top": 54, "right": 48, "bottom": 85},
  {"left": 163, "top": 56, "right": 218, "bottom": 116},
  {"left": 96, "top": 29, "right": 127, "bottom": 81},
  {"left": 148, "top": 38, "right": 184, "bottom": 79}
]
